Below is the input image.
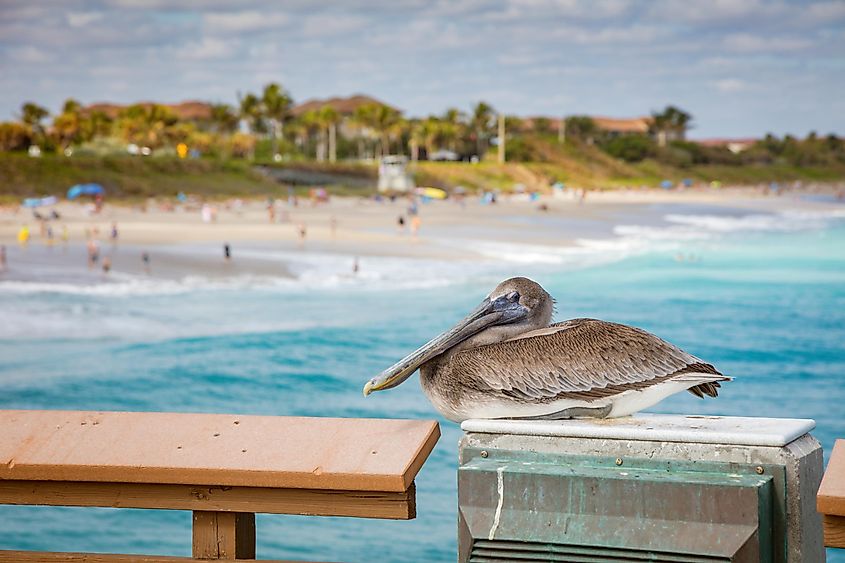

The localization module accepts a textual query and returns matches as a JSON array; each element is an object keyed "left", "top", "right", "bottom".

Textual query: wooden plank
[
  {"left": 0, "top": 410, "right": 439, "bottom": 493},
  {"left": 192, "top": 511, "right": 255, "bottom": 559},
  {"left": 818, "top": 439, "right": 845, "bottom": 517},
  {"left": 400, "top": 421, "right": 441, "bottom": 491},
  {"left": 0, "top": 552, "right": 329, "bottom": 562},
  {"left": 824, "top": 514, "right": 845, "bottom": 549},
  {"left": 0, "top": 480, "right": 415, "bottom": 519}
]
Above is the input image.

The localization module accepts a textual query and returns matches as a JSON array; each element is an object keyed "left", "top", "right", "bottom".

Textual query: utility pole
[
  {"left": 497, "top": 113, "right": 506, "bottom": 164},
  {"left": 329, "top": 123, "right": 337, "bottom": 163}
]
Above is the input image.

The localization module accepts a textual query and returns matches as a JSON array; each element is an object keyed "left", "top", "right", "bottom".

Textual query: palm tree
[
  {"left": 286, "top": 116, "right": 310, "bottom": 153},
  {"left": 238, "top": 93, "right": 263, "bottom": 135},
  {"left": 20, "top": 102, "right": 49, "bottom": 142},
  {"left": 262, "top": 83, "right": 293, "bottom": 157},
  {"left": 301, "top": 109, "right": 325, "bottom": 161},
  {"left": 651, "top": 106, "right": 692, "bottom": 146},
  {"left": 421, "top": 117, "right": 440, "bottom": 158},
  {"left": 210, "top": 103, "right": 239, "bottom": 135},
  {"left": 408, "top": 119, "right": 424, "bottom": 161},
  {"left": 53, "top": 100, "right": 83, "bottom": 150},
  {"left": 83, "top": 110, "right": 113, "bottom": 140},
  {"left": 352, "top": 103, "right": 379, "bottom": 158},
  {"left": 470, "top": 102, "right": 495, "bottom": 157},
  {"left": 116, "top": 104, "right": 178, "bottom": 149},
  {"left": 318, "top": 106, "right": 341, "bottom": 163},
  {"left": 62, "top": 98, "right": 81, "bottom": 115},
  {"left": 438, "top": 108, "right": 468, "bottom": 153},
  {"left": 237, "top": 93, "right": 262, "bottom": 159},
  {"left": 354, "top": 103, "right": 401, "bottom": 158}
]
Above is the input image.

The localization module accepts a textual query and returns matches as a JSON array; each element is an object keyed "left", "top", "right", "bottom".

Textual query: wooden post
[
  {"left": 497, "top": 113, "right": 505, "bottom": 164},
  {"left": 192, "top": 511, "right": 255, "bottom": 560}
]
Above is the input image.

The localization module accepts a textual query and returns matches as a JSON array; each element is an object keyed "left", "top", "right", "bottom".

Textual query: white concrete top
[{"left": 461, "top": 413, "right": 816, "bottom": 447}]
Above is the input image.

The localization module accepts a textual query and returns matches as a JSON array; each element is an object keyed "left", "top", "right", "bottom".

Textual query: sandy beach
[{"left": 0, "top": 186, "right": 842, "bottom": 284}]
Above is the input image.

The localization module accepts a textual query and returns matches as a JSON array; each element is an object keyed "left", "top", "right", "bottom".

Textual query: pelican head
[{"left": 363, "top": 277, "right": 553, "bottom": 396}]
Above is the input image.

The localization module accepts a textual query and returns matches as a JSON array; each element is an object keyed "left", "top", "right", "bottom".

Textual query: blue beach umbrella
[
  {"left": 67, "top": 183, "right": 105, "bottom": 199},
  {"left": 660, "top": 180, "right": 674, "bottom": 190}
]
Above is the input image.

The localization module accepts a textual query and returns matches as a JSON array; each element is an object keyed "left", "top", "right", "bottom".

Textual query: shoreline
[{"left": 1, "top": 187, "right": 843, "bottom": 286}]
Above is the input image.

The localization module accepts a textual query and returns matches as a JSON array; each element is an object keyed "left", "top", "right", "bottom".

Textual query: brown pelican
[{"left": 363, "top": 277, "right": 729, "bottom": 422}]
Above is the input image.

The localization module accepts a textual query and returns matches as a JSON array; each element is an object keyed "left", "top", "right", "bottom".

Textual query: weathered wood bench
[
  {"left": 818, "top": 438, "right": 845, "bottom": 549},
  {"left": 0, "top": 410, "right": 440, "bottom": 562}
]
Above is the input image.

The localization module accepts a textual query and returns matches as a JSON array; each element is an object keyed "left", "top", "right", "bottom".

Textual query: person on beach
[
  {"left": 352, "top": 256, "right": 360, "bottom": 275},
  {"left": 411, "top": 215, "right": 421, "bottom": 239},
  {"left": 297, "top": 224, "right": 307, "bottom": 248},
  {"left": 0, "top": 245, "right": 6, "bottom": 272},
  {"left": 46, "top": 225, "right": 54, "bottom": 246},
  {"left": 87, "top": 238, "right": 100, "bottom": 268},
  {"left": 224, "top": 243, "right": 231, "bottom": 261},
  {"left": 17, "top": 225, "right": 30, "bottom": 246},
  {"left": 201, "top": 204, "right": 213, "bottom": 223},
  {"left": 142, "top": 251, "right": 151, "bottom": 274},
  {"left": 61, "top": 225, "right": 69, "bottom": 245},
  {"left": 397, "top": 215, "right": 406, "bottom": 233},
  {"left": 110, "top": 222, "right": 119, "bottom": 243},
  {"left": 102, "top": 256, "right": 111, "bottom": 274}
]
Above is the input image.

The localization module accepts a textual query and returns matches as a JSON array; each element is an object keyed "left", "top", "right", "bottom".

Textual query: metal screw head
[
  {"left": 480, "top": 450, "right": 489, "bottom": 458},
  {"left": 755, "top": 466, "right": 764, "bottom": 474},
  {"left": 615, "top": 458, "right": 623, "bottom": 466}
]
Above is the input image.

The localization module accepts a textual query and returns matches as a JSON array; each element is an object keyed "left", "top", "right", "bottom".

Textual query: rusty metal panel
[{"left": 459, "top": 450, "right": 776, "bottom": 563}]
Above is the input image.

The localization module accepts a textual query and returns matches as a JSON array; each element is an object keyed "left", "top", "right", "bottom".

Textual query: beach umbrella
[
  {"left": 660, "top": 180, "right": 674, "bottom": 190},
  {"left": 67, "top": 183, "right": 105, "bottom": 200},
  {"left": 22, "top": 196, "right": 58, "bottom": 208}
]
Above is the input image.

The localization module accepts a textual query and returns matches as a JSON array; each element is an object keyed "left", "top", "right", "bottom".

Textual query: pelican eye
[{"left": 506, "top": 291, "right": 520, "bottom": 302}]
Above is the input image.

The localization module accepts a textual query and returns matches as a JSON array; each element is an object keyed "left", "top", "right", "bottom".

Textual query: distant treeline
[{"left": 1, "top": 83, "right": 844, "bottom": 171}]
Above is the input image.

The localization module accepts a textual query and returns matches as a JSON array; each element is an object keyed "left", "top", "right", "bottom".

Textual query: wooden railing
[
  {"left": 0, "top": 410, "right": 440, "bottom": 562},
  {"left": 819, "top": 438, "right": 845, "bottom": 549}
]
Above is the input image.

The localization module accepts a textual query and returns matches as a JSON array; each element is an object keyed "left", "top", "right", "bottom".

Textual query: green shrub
[{"left": 602, "top": 135, "right": 655, "bottom": 162}]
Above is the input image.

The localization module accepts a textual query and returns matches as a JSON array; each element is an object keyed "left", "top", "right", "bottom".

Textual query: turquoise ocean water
[{"left": 1, "top": 204, "right": 844, "bottom": 561}]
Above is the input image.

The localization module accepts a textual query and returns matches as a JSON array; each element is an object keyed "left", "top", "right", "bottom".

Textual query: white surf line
[{"left": 488, "top": 465, "right": 506, "bottom": 540}]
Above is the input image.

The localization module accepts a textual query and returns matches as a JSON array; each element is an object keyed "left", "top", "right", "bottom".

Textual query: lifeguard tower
[{"left": 377, "top": 155, "right": 414, "bottom": 193}]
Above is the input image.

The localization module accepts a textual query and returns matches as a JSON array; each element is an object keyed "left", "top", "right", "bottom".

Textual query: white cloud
[
  {"left": 300, "top": 15, "right": 369, "bottom": 37},
  {"left": 204, "top": 10, "right": 288, "bottom": 33},
  {"left": 179, "top": 37, "right": 236, "bottom": 61},
  {"left": 67, "top": 11, "right": 105, "bottom": 28},
  {"left": 491, "top": 0, "right": 633, "bottom": 21},
  {"left": 712, "top": 78, "right": 747, "bottom": 93},
  {"left": 651, "top": 0, "right": 774, "bottom": 24},
  {"left": 723, "top": 32, "right": 813, "bottom": 52},
  {"left": 804, "top": 1, "right": 845, "bottom": 23},
  {"left": 7, "top": 46, "right": 51, "bottom": 63}
]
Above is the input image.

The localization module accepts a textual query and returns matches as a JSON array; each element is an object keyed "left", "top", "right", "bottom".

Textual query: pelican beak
[{"left": 363, "top": 293, "right": 528, "bottom": 396}]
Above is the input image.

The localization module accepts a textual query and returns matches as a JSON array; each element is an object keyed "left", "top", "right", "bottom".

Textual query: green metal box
[{"left": 458, "top": 415, "right": 823, "bottom": 562}]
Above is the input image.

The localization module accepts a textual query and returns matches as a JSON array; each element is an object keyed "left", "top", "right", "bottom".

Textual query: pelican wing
[{"left": 452, "top": 318, "right": 725, "bottom": 402}]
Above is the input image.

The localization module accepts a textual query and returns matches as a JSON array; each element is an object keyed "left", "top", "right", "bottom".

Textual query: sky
[{"left": 1, "top": 0, "right": 844, "bottom": 139}]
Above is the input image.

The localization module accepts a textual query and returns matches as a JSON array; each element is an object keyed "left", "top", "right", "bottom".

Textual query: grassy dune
[
  {"left": 1, "top": 140, "right": 843, "bottom": 203},
  {"left": 0, "top": 154, "right": 279, "bottom": 201}
]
